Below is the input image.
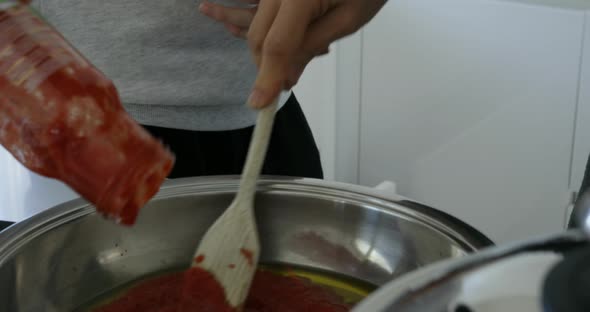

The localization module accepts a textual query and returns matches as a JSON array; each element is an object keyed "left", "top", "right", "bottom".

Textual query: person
[{"left": 31, "top": 0, "right": 326, "bottom": 179}]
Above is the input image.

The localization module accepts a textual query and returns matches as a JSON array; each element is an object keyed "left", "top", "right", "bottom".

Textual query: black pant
[{"left": 142, "top": 94, "right": 323, "bottom": 179}]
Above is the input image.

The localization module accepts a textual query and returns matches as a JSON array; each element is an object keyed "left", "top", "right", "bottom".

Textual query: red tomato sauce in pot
[{"left": 94, "top": 268, "right": 351, "bottom": 312}]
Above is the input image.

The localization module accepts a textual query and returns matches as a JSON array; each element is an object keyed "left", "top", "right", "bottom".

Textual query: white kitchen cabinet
[
  {"left": 294, "top": 33, "right": 363, "bottom": 184},
  {"left": 0, "top": 146, "right": 77, "bottom": 222},
  {"left": 570, "top": 12, "right": 590, "bottom": 224},
  {"left": 357, "top": 0, "right": 585, "bottom": 244},
  {"left": 503, "top": 0, "right": 590, "bottom": 10}
]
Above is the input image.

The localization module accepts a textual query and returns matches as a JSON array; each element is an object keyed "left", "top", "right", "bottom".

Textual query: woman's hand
[
  {"left": 200, "top": 0, "right": 386, "bottom": 108},
  {"left": 199, "top": 1, "right": 257, "bottom": 39}
]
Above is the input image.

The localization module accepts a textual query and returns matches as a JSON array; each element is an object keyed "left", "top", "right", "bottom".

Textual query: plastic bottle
[{"left": 0, "top": 2, "right": 174, "bottom": 225}]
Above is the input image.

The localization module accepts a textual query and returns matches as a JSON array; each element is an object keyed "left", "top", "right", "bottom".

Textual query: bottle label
[{"left": 0, "top": 4, "right": 88, "bottom": 92}]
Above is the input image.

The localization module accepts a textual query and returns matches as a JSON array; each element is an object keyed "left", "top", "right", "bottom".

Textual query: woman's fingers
[
  {"left": 247, "top": 0, "right": 281, "bottom": 68},
  {"left": 248, "top": 0, "right": 320, "bottom": 108},
  {"left": 199, "top": 1, "right": 256, "bottom": 28}
]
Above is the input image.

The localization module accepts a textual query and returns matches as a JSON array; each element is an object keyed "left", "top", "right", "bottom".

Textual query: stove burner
[{"left": 543, "top": 247, "right": 590, "bottom": 312}]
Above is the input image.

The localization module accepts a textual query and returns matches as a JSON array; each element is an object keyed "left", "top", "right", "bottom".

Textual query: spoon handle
[{"left": 236, "top": 98, "right": 279, "bottom": 203}]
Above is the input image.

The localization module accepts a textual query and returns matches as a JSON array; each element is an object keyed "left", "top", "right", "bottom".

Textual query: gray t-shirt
[{"left": 35, "top": 0, "right": 290, "bottom": 131}]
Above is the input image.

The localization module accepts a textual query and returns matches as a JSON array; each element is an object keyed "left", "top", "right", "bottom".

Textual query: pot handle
[{"left": 373, "top": 180, "right": 398, "bottom": 197}]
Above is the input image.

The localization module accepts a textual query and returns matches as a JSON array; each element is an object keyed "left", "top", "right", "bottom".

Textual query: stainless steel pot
[{"left": 0, "top": 176, "right": 492, "bottom": 311}]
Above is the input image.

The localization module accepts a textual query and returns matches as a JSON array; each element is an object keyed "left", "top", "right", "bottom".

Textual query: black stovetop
[
  {"left": 543, "top": 247, "right": 590, "bottom": 312},
  {"left": 0, "top": 221, "right": 13, "bottom": 232}
]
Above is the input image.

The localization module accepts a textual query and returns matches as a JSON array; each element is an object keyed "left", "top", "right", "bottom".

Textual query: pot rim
[{"left": 0, "top": 175, "right": 494, "bottom": 265}]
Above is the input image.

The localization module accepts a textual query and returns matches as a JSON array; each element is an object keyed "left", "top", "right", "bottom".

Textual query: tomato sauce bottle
[{"left": 0, "top": 2, "right": 174, "bottom": 225}]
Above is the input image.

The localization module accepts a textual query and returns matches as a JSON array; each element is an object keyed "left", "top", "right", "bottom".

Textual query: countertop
[{"left": 0, "top": 146, "right": 77, "bottom": 223}]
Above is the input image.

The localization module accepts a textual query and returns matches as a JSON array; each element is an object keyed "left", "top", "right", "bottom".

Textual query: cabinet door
[
  {"left": 359, "top": 0, "right": 584, "bottom": 243},
  {"left": 0, "top": 146, "right": 77, "bottom": 222},
  {"left": 570, "top": 12, "right": 590, "bottom": 223}
]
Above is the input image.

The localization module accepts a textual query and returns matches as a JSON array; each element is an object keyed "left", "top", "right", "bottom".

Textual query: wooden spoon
[{"left": 191, "top": 98, "right": 279, "bottom": 308}]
